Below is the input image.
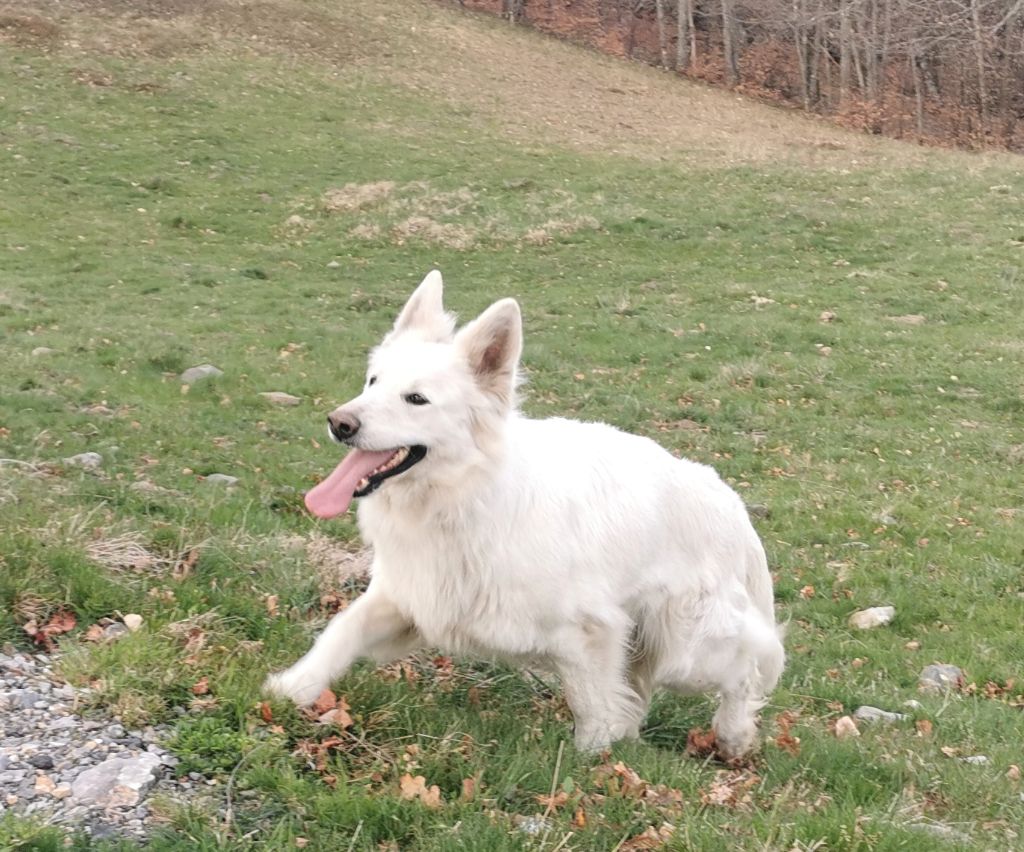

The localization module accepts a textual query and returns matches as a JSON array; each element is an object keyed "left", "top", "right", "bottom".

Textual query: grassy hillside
[{"left": 1, "top": 0, "right": 1022, "bottom": 849}]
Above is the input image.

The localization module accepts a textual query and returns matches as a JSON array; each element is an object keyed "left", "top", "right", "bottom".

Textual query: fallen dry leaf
[
  {"left": 24, "top": 609, "right": 77, "bottom": 650},
  {"left": 460, "top": 776, "right": 477, "bottom": 802},
  {"left": 774, "top": 711, "right": 801, "bottom": 755},
  {"left": 191, "top": 676, "right": 210, "bottom": 695},
  {"left": 259, "top": 701, "right": 274, "bottom": 723},
  {"left": 700, "top": 769, "right": 760, "bottom": 810},
  {"left": 318, "top": 695, "right": 353, "bottom": 729},
  {"left": 915, "top": 719, "right": 934, "bottom": 737},
  {"left": 82, "top": 623, "right": 105, "bottom": 643},
  {"left": 172, "top": 548, "right": 200, "bottom": 581},
  {"left": 265, "top": 594, "right": 279, "bottom": 617},
  {"left": 620, "top": 822, "right": 675, "bottom": 850},
  {"left": 398, "top": 773, "right": 442, "bottom": 808},
  {"left": 534, "top": 790, "right": 570, "bottom": 810},
  {"left": 1006, "top": 765, "right": 1020, "bottom": 782},
  {"left": 310, "top": 688, "right": 337, "bottom": 716},
  {"left": 685, "top": 726, "right": 718, "bottom": 759}
]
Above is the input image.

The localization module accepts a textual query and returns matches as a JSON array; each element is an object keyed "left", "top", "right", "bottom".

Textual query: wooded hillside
[{"left": 460, "top": 0, "right": 1024, "bottom": 150}]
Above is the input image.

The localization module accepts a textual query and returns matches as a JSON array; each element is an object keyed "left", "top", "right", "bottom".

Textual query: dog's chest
[{"left": 372, "top": 539, "right": 539, "bottom": 656}]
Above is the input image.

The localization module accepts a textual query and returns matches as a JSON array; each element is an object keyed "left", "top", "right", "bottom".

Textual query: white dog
[{"left": 265, "top": 271, "right": 784, "bottom": 761}]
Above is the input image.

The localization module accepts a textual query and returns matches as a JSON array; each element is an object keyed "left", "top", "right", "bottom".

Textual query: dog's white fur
[{"left": 266, "top": 271, "right": 784, "bottom": 759}]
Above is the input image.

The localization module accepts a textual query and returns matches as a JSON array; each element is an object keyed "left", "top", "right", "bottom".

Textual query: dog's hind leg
[
  {"left": 264, "top": 585, "right": 419, "bottom": 706},
  {"left": 554, "top": 615, "right": 645, "bottom": 752}
]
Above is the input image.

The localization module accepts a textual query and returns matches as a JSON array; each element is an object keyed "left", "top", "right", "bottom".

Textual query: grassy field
[{"left": 1, "top": 0, "right": 1023, "bottom": 849}]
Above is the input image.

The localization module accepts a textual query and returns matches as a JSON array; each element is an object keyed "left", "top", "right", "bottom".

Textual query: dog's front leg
[
  {"left": 553, "top": 620, "right": 646, "bottom": 753},
  {"left": 264, "top": 586, "right": 417, "bottom": 706}
]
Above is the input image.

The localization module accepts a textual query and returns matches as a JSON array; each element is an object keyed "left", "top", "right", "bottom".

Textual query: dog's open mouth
[
  {"left": 353, "top": 445, "right": 427, "bottom": 498},
  {"left": 305, "top": 445, "right": 427, "bottom": 519}
]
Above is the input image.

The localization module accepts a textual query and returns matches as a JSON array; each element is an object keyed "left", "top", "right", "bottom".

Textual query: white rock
[
  {"left": 854, "top": 705, "right": 908, "bottom": 723},
  {"left": 848, "top": 606, "right": 896, "bottom": 629},
  {"left": 259, "top": 392, "right": 301, "bottom": 406},
  {"left": 70, "top": 753, "right": 162, "bottom": 807},
  {"left": 63, "top": 452, "right": 103, "bottom": 469},
  {"left": 179, "top": 364, "right": 223, "bottom": 384},
  {"left": 326, "top": 260, "right": 341, "bottom": 268},
  {"left": 918, "top": 664, "right": 965, "bottom": 693},
  {"left": 122, "top": 614, "right": 143, "bottom": 632},
  {"left": 203, "top": 473, "right": 239, "bottom": 486},
  {"left": 961, "top": 755, "right": 989, "bottom": 765},
  {"left": 31, "top": 347, "right": 57, "bottom": 357},
  {"left": 834, "top": 716, "right": 860, "bottom": 739}
]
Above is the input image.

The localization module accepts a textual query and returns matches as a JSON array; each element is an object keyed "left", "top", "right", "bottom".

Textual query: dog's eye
[
  {"left": 404, "top": 392, "right": 429, "bottom": 406},
  {"left": 367, "top": 375, "right": 377, "bottom": 386}
]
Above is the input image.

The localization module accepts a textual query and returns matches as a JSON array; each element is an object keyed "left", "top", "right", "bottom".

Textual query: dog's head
[{"left": 305, "top": 271, "right": 522, "bottom": 518}]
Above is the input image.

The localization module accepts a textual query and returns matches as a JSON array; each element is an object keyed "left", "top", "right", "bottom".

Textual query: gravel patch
[{"left": 0, "top": 648, "right": 208, "bottom": 840}]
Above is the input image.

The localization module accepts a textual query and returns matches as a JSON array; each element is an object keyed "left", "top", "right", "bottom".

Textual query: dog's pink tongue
[{"left": 304, "top": 448, "right": 396, "bottom": 519}]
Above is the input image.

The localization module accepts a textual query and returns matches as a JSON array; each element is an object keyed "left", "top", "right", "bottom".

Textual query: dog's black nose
[{"left": 327, "top": 411, "right": 360, "bottom": 442}]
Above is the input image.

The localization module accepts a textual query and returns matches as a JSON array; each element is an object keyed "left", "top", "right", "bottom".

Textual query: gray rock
[
  {"left": 848, "top": 606, "right": 896, "bottom": 629},
  {"left": 70, "top": 753, "right": 162, "bottom": 808},
  {"left": 203, "top": 473, "right": 239, "bottom": 486},
  {"left": 103, "top": 623, "right": 129, "bottom": 642},
  {"left": 919, "top": 664, "right": 965, "bottom": 693},
  {"left": 854, "top": 705, "right": 908, "bottom": 723},
  {"left": 179, "top": 364, "right": 223, "bottom": 384},
  {"left": 27, "top": 754, "right": 54, "bottom": 770},
  {"left": 63, "top": 452, "right": 103, "bottom": 469},
  {"left": 961, "top": 755, "right": 989, "bottom": 765},
  {"left": 16, "top": 688, "right": 42, "bottom": 708},
  {"left": 259, "top": 391, "right": 301, "bottom": 406}
]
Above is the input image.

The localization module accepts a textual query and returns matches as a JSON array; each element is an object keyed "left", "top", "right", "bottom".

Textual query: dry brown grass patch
[
  {"left": 323, "top": 181, "right": 396, "bottom": 213},
  {"left": 390, "top": 216, "right": 477, "bottom": 250}
]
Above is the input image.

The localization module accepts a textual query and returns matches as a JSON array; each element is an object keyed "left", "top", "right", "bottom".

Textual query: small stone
[
  {"left": 918, "top": 664, "right": 965, "bottom": 694},
  {"left": 70, "top": 753, "right": 162, "bottom": 807},
  {"left": 17, "top": 691, "right": 43, "bottom": 709},
  {"left": 834, "top": 716, "right": 860, "bottom": 739},
  {"left": 853, "top": 706, "right": 907, "bottom": 723},
  {"left": 179, "top": 364, "right": 223, "bottom": 384},
  {"left": 259, "top": 391, "right": 301, "bottom": 406},
  {"left": 34, "top": 774, "right": 56, "bottom": 795},
  {"left": 203, "top": 473, "right": 239, "bottom": 486},
  {"left": 52, "top": 783, "right": 72, "bottom": 799},
  {"left": 326, "top": 260, "right": 340, "bottom": 268},
  {"left": 31, "top": 347, "right": 57, "bottom": 357},
  {"left": 903, "top": 699, "right": 923, "bottom": 710},
  {"left": 514, "top": 815, "right": 553, "bottom": 836},
  {"left": 122, "top": 614, "right": 143, "bottom": 633},
  {"left": 102, "top": 623, "right": 129, "bottom": 642},
  {"left": 63, "top": 452, "right": 103, "bottom": 469},
  {"left": 27, "top": 754, "right": 54, "bottom": 770},
  {"left": 905, "top": 640, "right": 921, "bottom": 651},
  {"left": 746, "top": 503, "right": 770, "bottom": 519},
  {"left": 961, "top": 755, "right": 989, "bottom": 765},
  {"left": 819, "top": 310, "right": 836, "bottom": 323},
  {"left": 848, "top": 606, "right": 896, "bottom": 629}
]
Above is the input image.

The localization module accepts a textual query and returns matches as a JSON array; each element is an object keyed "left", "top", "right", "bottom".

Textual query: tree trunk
[
  {"left": 969, "top": 0, "right": 989, "bottom": 137},
  {"left": 721, "top": 0, "right": 740, "bottom": 87},
  {"left": 675, "top": 0, "right": 691, "bottom": 70},
  {"left": 839, "top": 0, "right": 853, "bottom": 107},
  {"left": 655, "top": 0, "right": 669, "bottom": 67}
]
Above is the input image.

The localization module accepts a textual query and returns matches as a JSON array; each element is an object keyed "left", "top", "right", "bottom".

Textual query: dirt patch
[{"left": 522, "top": 216, "right": 600, "bottom": 246}]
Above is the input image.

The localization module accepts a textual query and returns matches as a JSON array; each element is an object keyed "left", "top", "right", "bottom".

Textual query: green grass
[{"left": 1, "top": 1, "right": 1023, "bottom": 849}]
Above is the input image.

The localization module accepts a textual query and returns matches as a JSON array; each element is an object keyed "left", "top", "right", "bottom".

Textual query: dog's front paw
[{"left": 263, "top": 667, "right": 327, "bottom": 707}]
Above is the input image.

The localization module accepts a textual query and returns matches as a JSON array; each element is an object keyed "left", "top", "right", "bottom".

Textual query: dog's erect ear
[
  {"left": 390, "top": 270, "right": 455, "bottom": 343},
  {"left": 455, "top": 298, "right": 522, "bottom": 405}
]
